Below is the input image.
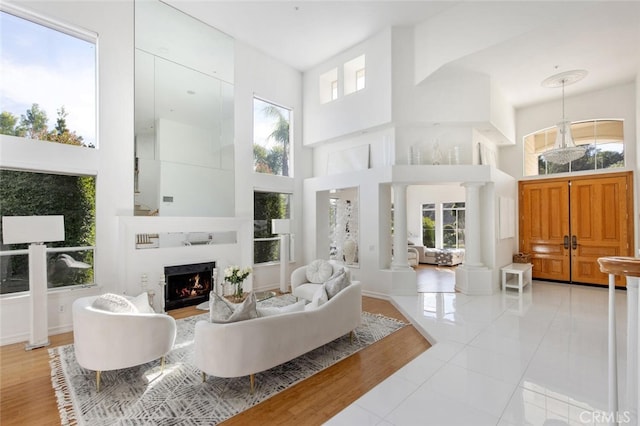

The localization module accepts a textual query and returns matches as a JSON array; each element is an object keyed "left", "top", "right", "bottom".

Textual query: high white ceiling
[{"left": 164, "top": 0, "right": 640, "bottom": 108}]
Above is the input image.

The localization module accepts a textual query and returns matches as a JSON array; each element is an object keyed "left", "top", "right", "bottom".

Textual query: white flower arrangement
[{"left": 224, "top": 265, "right": 252, "bottom": 298}]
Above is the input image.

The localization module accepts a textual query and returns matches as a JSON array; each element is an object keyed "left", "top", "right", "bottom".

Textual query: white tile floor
[{"left": 326, "top": 281, "right": 633, "bottom": 425}]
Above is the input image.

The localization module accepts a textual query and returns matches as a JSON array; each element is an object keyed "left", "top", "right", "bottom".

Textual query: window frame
[
  {"left": 523, "top": 119, "right": 624, "bottom": 177},
  {"left": 0, "top": 5, "right": 98, "bottom": 149},
  {"left": 421, "top": 202, "right": 465, "bottom": 249},
  {"left": 0, "top": 169, "right": 97, "bottom": 294},
  {"left": 253, "top": 190, "right": 293, "bottom": 266},
  {"left": 0, "top": 6, "right": 99, "bottom": 295},
  {"left": 252, "top": 96, "right": 293, "bottom": 178}
]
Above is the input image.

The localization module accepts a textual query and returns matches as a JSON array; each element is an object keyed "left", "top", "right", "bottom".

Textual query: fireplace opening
[{"left": 164, "top": 261, "right": 215, "bottom": 311}]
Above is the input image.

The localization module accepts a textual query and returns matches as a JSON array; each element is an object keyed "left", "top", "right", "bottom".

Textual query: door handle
[
  {"left": 572, "top": 235, "right": 577, "bottom": 250},
  {"left": 563, "top": 235, "right": 569, "bottom": 249}
]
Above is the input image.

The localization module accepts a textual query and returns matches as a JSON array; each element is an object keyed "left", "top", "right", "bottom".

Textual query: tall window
[
  {"left": 0, "top": 170, "right": 96, "bottom": 294},
  {"left": 442, "top": 202, "right": 465, "bottom": 249},
  {"left": 253, "top": 98, "right": 292, "bottom": 177},
  {"left": 421, "top": 203, "right": 436, "bottom": 248},
  {"left": 524, "top": 119, "right": 624, "bottom": 176},
  {"left": 0, "top": 8, "right": 98, "bottom": 294},
  {"left": 254, "top": 191, "right": 291, "bottom": 264},
  {"left": 0, "top": 9, "right": 97, "bottom": 147}
]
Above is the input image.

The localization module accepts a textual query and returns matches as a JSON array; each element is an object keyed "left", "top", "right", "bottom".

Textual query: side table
[{"left": 501, "top": 263, "right": 533, "bottom": 294}]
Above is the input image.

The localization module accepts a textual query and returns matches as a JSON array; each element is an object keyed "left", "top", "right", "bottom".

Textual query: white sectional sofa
[{"left": 193, "top": 281, "right": 362, "bottom": 391}]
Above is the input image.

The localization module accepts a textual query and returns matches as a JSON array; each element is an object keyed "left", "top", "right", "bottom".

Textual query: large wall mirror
[{"left": 134, "top": 0, "right": 235, "bottom": 217}]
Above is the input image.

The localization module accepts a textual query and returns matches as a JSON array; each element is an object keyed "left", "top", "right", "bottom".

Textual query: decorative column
[
  {"left": 391, "top": 183, "right": 411, "bottom": 270},
  {"left": 461, "top": 181, "right": 484, "bottom": 267},
  {"left": 455, "top": 181, "right": 493, "bottom": 295}
]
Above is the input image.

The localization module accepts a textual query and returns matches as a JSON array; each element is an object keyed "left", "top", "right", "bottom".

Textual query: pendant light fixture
[{"left": 541, "top": 69, "right": 588, "bottom": 165}]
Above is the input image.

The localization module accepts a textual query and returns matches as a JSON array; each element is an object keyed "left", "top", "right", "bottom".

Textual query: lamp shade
[
  {"left": 271, "top": 219, "right": 291, "bottom": 235},
  {"left": 2, "top": 215, "right": 65, "bottom": 244}
]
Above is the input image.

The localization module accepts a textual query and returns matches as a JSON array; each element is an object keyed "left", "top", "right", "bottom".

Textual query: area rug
[{"left": 49, "top": 295, "right": 406, "bottom": 425}]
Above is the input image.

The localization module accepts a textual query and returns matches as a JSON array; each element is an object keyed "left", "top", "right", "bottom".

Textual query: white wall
[
  {"left": 0, "top": 0, "right": 134, "bottom": 345},
  {"left": 233, "top": 40, "right": 309, "bottom": 290},
  {"left": 393, "top": 27, "right": 515, "bottom": 153},
  {"left": 0, "top": 0, "right": 309, "bottom": 345},
  {"left": 303, "top": 29, "right": 393, "bottom": 145}
]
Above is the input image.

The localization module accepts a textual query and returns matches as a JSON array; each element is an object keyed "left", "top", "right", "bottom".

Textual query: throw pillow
[
  {"left": 306, "top": 284, "right": 329, "bottom": 310},
  {"left": 306, "top": 259, "right": 333, "bottom": 283},
  {"left": 128, "top": 292, "right": 155, "bottom": 313},
  {"left": 209, "top": 291, "right": 257, "bottom": 323},
  {"left": 92, "top": 293, "right": 137, "bottom": 313},
  {"left": 257, "top": 300, "right": 305, "bottom": 317},
  {"left": 324, "top": 268, "right": 350, "bottom": 299}
]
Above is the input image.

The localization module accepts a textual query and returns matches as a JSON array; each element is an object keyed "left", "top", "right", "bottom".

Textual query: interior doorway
[{"left": 519, "top": 171, "right": 634, "bottom": 287}]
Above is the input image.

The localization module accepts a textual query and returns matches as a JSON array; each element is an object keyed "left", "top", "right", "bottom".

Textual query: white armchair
[
  {"left": 72, "top": 294, "right": 177, "bottom": 391},
  {"left": 290, "top": 260, "right": 346, "bottom": 302}
]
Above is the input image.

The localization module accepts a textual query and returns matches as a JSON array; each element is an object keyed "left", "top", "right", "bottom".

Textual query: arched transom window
[{"left": 524, "top": 119, "right": 624, "bottom": 176}]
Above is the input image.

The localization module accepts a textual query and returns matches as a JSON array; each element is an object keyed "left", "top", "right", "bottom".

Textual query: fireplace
[{"left": 164, "top": 261, "right": 215, "bottom": 311}]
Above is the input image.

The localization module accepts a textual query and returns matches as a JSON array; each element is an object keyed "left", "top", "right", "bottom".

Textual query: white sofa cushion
[
  {"left": 128, "top": 292, "right": 155, "bottom": 313},
  {"left": 257, "top": 300, "right": 305, "bottom": 317},
  {"left": 305, "top": 259, "right": 333, "bottom": 283},
  {"left": 92, "top": 293, "right": 137, "bottom": 313},
  {"left": 293, "top": 283, "right": 322, "bottom": 302},
  {"left": 324, "top": 268, "right": 350, "bottom": 299},
  {"left": 305, "top": 284, "right": 329, "bottom": 310},
  {"left": 209, "top": 292, "right": 257, "bottom": 323}
]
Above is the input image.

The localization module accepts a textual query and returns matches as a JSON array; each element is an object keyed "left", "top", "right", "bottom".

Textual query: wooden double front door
[{"left": 519, "top": 171, "right": 634, "bottom": 287}]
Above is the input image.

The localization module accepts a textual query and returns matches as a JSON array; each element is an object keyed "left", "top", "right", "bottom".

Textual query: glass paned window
[
  {"left": 253, "top": 97, "right": 292, "bottom": 177},
  {"left": 331, "top": 80, "right": 338, "bottom": 101},
  {"left": 524, "top": 119, "right": 624, "bottom": 176},
  {"left": 0, "top": 169, "right": 96, "bottom": 294},
  {"left": 355, "top": 68, "right": 365, "bottom": 91},
  {"left": 254, "top": 191, "right": 291, "bottom": 264},
  {"left": 442, "top": 202, "right": 465, "bottom": 249},
  {"left": 0, "top": 10, "right": 97, "bottom": 148},
  {"left": 421, "top": 203, "right": 436, "bottom": 248}
]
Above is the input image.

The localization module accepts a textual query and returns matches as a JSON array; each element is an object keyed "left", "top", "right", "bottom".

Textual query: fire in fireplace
[{"left": 164, "top": 261, "right": 215, "bottom": 311}]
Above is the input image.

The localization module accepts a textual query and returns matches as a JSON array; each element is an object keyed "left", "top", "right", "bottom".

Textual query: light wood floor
[
  {"left": 0, "top": 295, "right": 430, "bottom": 426},
  {"left": 415, "top": 264, "right": 457, "bottom": 293}
]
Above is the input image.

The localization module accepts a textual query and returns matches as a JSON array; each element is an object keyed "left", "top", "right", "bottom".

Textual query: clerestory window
[{"left": 0, "top": 8, "right": 97, "bottom": 148}]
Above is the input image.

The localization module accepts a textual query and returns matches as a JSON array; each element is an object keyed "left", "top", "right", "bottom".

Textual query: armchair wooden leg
[
  {"left": 250, "top": 374, "right": 255, "bottom": 394},
  {"left": 160, "top": 356, "right": 165, "bottom": 372},
  {"left": 350, "top": 330, "right": 355, "bottom": 344},
  {"left": 202, "top": 372, "right": 207, "bottom": 382},
  {"left": 96, "top": 371, "right": 101, "bottom": 392}
]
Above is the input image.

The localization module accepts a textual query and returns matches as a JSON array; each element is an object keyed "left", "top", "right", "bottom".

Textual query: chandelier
[{"left": 541, "top": 70, "right": 588, "bottom": 165}]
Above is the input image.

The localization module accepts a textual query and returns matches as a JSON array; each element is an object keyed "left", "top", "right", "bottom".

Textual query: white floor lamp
[
  {"left": 272, "top": 219, "right": 291, "bottom": 293},
  {"left": 2, "top": 215, "right": 65, "bottom": 350}
]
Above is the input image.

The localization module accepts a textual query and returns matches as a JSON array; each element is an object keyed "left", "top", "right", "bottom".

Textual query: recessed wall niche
[{"left": 328, "top": 187, "right": 359, "bottom": 267}]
